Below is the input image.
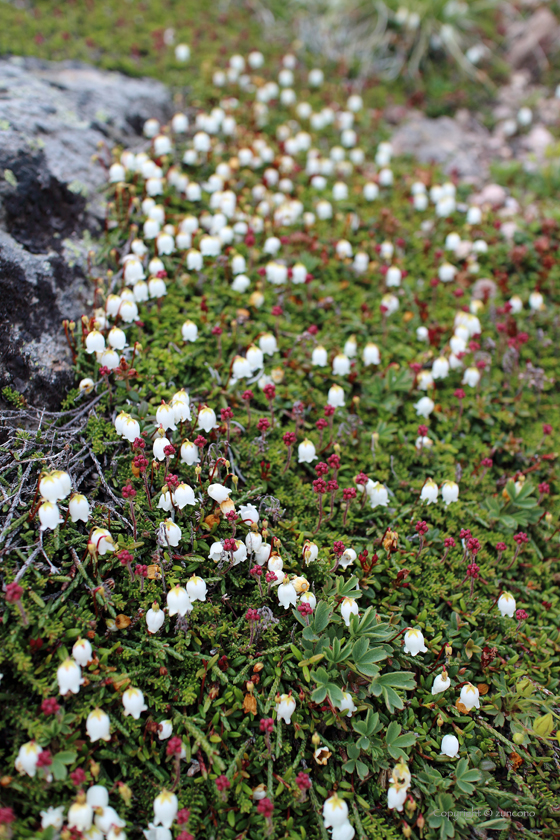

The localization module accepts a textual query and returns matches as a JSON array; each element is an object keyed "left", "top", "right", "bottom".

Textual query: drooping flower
[
  {"left": 460, "top": 683, "right": 480, "bottom": 710},
  {"left": 72, "top": 638, "right": 93, "bottom": 667},
  {"left": 15, "top": 741, "right": 42, "bottom": 777},
  {"left": 146, "top": 603, "right": 165, "bottom": 634},
  {"left": 57, "top": 658, "right": 84, "bottom": 695},
  {"left": 432, "top": 671, "right": 451, "bottom": 695},
  {"left": 323, "top": 793, "right": 349, "bottom": 828},
  {"left": 340, "top": 597, "right": 359, "bottom": 627},
  {"left": 122, "top": 687, "right": 148, "bottom": 719},
  {"left": 275, "top": 693, "right": 296, "bottom": 724},
  {"left": 186, "top": 575, "right": 207, "bottom": 603},
  {"left": 86, "top": 708, "right": 111, "bottom": 743},
  {"left": 403, "top": 628, "right": 428, "bottom": 656},
  {"left": 420, "top": 478, "right": 438, "bottom": 504},
  {"left": 337, "top": 691, "right": 358, "bottom": 718},
  {"left": 166, "top": 585, "right": 192, "bottom": 617},
  {"left": 497, "top": 592, "right": 516, "bottom": 618},
  {"left": 298, "top": 439, "right": 317, "bottom": 463},
  {"left": 441, "top": 734, "right": 460, "bottom": 757}
]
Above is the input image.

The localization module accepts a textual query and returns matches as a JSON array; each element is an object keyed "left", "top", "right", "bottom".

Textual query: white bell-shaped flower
[
  {"left": 298, "top": 439, "right": 317, "bottom": 463},
  {"left": 300, "top": 591, "right": 316, "bottom": 610},
  {"left": 40, "top": 806, "right": 65, "bottom": 830},
  {"left": 89, "top": 527, "right": 115, "bottom": 556},
  {"left": 415, "top": 397, "right": 435, "bottom": 418},
  {"left": 246, "top": 531, "right": 263, "bottom": 554},
  {"left": 340, "top": 597, "right": 359, "bottom": 627},
  {"left": 158, "top": 720, "right": 173, "bottom": 740},
  {"left": 95, "top": 805, "right": 126, "bottom": 835},
  {"left": 387, "top": 785, "right": 407, "bottom": 811},
  {"left": 323, "top": 793, "right": 349, "bottom": 828},
  {"left": 497, "top": 592, "right": 516, "bottom": 618},
  {"left": 186, "top": 575, "right": 207, "bottom": 603},
  {"left": 173, "top": 483, "right": 195, "bottom": 509},
  {"left": 362, "top": 343, "right": 380, "bottom": 366},
  {"left": 239, "top": 503, "right": 259, "bottom": 525},
  {"left": 432, "top": 671, "right": 451, "bottom": 695},
  {"left": 39, "top": 500, "right": 63, "bottom": 531},
  {"left": 121, "top": 417, "right": 140, "bottom": 443},
  {"left": 303, "top": 540, "right": 319, "bottom": 564},
  {"left": 153, "top": 791, "right": 178, "bottom": 829},
  {"left": 156, "top": 402, "right": 176, "bottom": 431},
  {"left": 87, "top": 785, "right": 109, "bottom": 809},
  {"left": 338, "top": 548, "right": 358, "bottom": 569},
  {"left": 15, "top": 741, "right": 41, "bottom": 777},
  {"left": 153, "top": 435, "right": 171, "bottom": 461},
  {"left": 58, "top": 658, "right": 84, "bottom": 695},
  {"left": 311, "top": 346, "right": 328, "bottom": 366},
  {"left": 86, "top": 709, "right": 111, "bottom": 743},
  {"left": 462, "top": 367, "right": 481, "bottom": 388},
  {"left": 197, "top": 406, "right": 218, "bottom": 432},
  {"left": 460, "top": 683, "right": 480, "bottom": 710},
  {"left": 420, "top": 478, "right": 438, "bottom": 504},
  {"left": 72, "top": 638, "right": 92, "bottom": 667},
  {"left": 327, "top": 384, "right": 345, "bottom": 407},
  {"left": 180, "top": 440, "right": 199, "bottom": 465},
  {"left": 208, "top": 483, "right": 231, "bottom": 504},
  {"left": 369, "top": 482, "right": 388, "bottom": 508},
  {"left": 232, "top": 355, "right": 252, "bottom": 379},
  {"left": 331, "top": 822, "right": 355, "bottom": 840},
  {"left": 246, "top": 345, "right": 264, "bottom": 371},
  {"left": 68, "top": 795, "right": 94, "bottom": 832},
  {"left": 403, "top": 628, "right": 428, "bottom": 656},
  {"left": 166, "top": 585, "right": 191, "bottom": 617},
  {"left": 332, "top": 353, "right": 351, "bottom": 375},
  {"left": 69, "top": 493, "right": 90, "bottom": 523},
  {"left": 432, "top": 357, "right": 449, "bottom": 380},
  {"left": 86, "top": 330, "right": 105, "bottom": 354},
  {"left": 441, "top": 481, "right": 459, "bottom": 506},
  {"left": 146, "top": 603, "right": 165, "bottom": 634},
  {"left": 337, "top": 691, "right": 358, "bottom": 718},
  {"left": 259, "top": 333, "right": 278, "bottom": 356},
  {"left": 275, "top": 693, "right": 296, "bottom": 724},
  {"left": 122, "top": 687, "right": 148, "bottom": 719},
  {"left": 441, "top": 734, "right": 460, "bottom": 757},
  {"left": 159, "top": 519, "right": 181, "bottom": 547},
  {"left": 277, "top": 580, "right": 298, "bottom": 609},
  {"left": 182, "top": 320, "right": 198, "bottom": 342}
]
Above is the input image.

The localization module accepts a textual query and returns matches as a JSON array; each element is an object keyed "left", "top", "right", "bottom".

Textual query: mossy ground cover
[{"left": 1, "top": 4, "right": 560, "bottom": 840}]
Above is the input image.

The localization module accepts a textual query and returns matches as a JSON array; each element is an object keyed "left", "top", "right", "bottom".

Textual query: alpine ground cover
[{"left": 1, "top": 13, "right": 560, "bottom": 840}]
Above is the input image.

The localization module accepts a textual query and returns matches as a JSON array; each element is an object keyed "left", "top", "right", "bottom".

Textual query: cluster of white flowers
[
  {"left": 37, "top": 784, "right": 180, "bottom": 838},
  {"left": 37, "top": 470, "right": 91, "bottom": 532},
  {"left": 16, "top": 37, "right": 544, "bottom": 834},
  {"left": 323, "top": 793, "right": 355, "bottom": 840}
]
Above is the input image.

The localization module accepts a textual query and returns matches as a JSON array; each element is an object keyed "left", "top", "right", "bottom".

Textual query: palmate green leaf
[
  {"left": 51, "top": 758, "right": 69, "bottom": 781},
  {"left": 313, "top": 601, "right": 333, "bottom": 633},
  {"left": 349, "top": 607, "right": 393, "bottom": 642},
  {"left": 370, "top": 671, "right": 416, "bottom": 713},
  {"left": 324, "top": 636, "right": 353, "bottom": 665},
  {"left": 334, "top": 576, "right": 363, "bottom": 600},
  {"left": 350, "top": 637, "right": 388, "bottom": 677},
  {"left": 454, "top": 758, "right": 481, "bottom": 795},
  {"left": 385, "top": 721, "right": 417, "bottom": 760}
]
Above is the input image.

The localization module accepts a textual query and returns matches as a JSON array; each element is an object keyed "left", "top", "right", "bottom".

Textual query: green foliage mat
[{"left": 1, "top": 7, "right": 560, "bottom": 840}]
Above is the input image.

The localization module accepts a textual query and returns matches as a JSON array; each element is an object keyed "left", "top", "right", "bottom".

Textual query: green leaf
[
  {"left": 55, "top": 750, "right": 78, "bottom": 764},
  {"left": 454, "top": 758, "right": 481, "bottom": 795},
  {"left": 50, "top": 758, "right": 68, "bottom": 781},
  {"left": 313, "top": 601, "right": 333, "bottom": 633}
]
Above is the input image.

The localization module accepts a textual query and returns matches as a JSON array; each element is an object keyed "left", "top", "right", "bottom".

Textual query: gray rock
[
  {"left": 390, "top": 112, "right": 492, "bottom": 182},
  {"left": 0, "top": 57, "right": 172, "bottom": 408}
]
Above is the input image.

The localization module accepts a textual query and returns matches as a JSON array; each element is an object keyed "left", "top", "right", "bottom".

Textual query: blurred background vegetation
[{"left": 1, "top": 0, "right": 559, "bottom": 117}]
